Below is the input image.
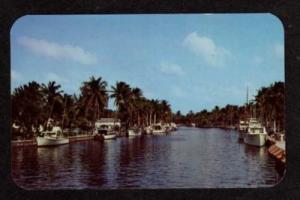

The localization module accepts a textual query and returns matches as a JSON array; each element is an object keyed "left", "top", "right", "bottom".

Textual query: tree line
[
  {"left": 12, "top": 76, "right": 172, "bottom": 139},
  {"left": 12, "top": 77, "right": 284, "bottom": 139},
  {"left": 172, "top": 81, "right": 284, "bottom": 133}
]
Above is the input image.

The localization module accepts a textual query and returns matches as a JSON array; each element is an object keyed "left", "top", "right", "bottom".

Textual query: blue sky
[{"left": 11, "top": 14, "right": 284, "bottom": 114}]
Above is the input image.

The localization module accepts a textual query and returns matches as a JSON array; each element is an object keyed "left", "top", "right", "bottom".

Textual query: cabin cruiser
[
  {"left": 94, "top": 125, "right": 116, "bottom": 140},
  {"left": 93, "top": 118, "right": 120, "bottom": 140},
  {"left": 152, "top": 124, "right": 166, "bottom": 135},
  {"left": 128, "top": 127, "right": 142, "bottom": 137},
  {"left": 170, "top": 122, "right": 177, "bottom": 131},
  {"left": 243, "top": 118, "right": 267, "bottom": 147},
  {"left": 36, "top": 126, "right": 69, "bottom": 147},
  {"left": 145, "top": 126, "right": 153, "bottom": 134}
]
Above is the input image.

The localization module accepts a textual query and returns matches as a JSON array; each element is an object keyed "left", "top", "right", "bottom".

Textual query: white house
[{"left": 95, "top": 118, "right": 121, "bottom": 130}]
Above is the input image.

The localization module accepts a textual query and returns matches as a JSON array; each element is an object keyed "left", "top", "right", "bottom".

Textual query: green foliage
[
  {"left": 12, "top": 77, "right": 284, "bottom": 139},
  {"left": 12, "top": 77, "right": 173, "bottom": 139},
  {"left": 173, "top": 81, "right": 285, "bottom": 132}
]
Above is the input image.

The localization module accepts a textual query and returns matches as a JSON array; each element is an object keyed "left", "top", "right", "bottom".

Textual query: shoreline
[{"left": 11, "top": 134, "right": 94, "bottom": 147}]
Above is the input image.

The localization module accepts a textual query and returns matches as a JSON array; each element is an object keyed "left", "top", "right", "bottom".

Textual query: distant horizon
[{"left": 11, "top": 14, "right": 284, "bottom": 114}]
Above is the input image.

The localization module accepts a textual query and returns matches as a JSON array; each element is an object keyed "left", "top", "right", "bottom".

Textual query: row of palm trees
[
  {"left": 173, "top": 81, "right": 285, "bottom": 133},
  {"left": 12, "top": 76, "right": 172, "bottom": 139}
]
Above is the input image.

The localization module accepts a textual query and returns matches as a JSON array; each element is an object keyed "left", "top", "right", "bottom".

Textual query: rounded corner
[
  {"left": 271, "top": 167, "right": 287, "bottom": 188},
  {"left": 268, "top": 13, "right": 285, "bottom": 35},
  {"left": 10, "top": 14, "right": 30, "bottom": 35},
  {"left": 10, "top": 170, "right": 32, "bottom": 191}
]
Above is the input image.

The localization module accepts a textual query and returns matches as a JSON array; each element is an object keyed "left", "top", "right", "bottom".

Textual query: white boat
[
  {"left": 128, "top": 127, "right": 142, "bottom": 137},
  {"left": 238, "top": 120, "right": 248, "bottom": 140},
  {"left": 243, "top": 118, "right": 267, "bottom": 147},
  {"left": 103, "top": 132, "right": 116, "bottom": 140},
  {"left": 145, "top": 126, "right": 153, "bottom": 134},
  {"left": 36, "top": 126, "right": 69, "bottom": 147},
  {"left": 170, "top": 122, "right": 177, "bottom": 131},
  {"left": 152, "top": 124, "right": 166, "bottom": 135},
  {"left": 94, "top": 118, "right": 119, "bottom": 140},
  {"left": 94, "top": 128, "right": 116, "bottom": 140}
]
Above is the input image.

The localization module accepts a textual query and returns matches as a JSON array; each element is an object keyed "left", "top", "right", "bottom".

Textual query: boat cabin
[{"left": 95, "top": 118, "right": 121, "bottom": 134}]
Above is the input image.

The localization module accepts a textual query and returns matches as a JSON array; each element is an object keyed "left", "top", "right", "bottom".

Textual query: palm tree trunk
[
  {"left": 49, "top": 101, "right": 55, "bottom": 120},
  {"left": 97, "top": 102, "right": 100, "bottom": 120},
  {"left": 146, "top": 113, "right": 149, "bottom": 126},
  {"left": 130, "top": 111, "right": 133, "bottom": 126}
]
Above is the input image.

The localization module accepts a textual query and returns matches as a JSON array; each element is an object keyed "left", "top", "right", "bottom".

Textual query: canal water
[{"left": 11, "top": 127, "right": 282, "bottom": 189}]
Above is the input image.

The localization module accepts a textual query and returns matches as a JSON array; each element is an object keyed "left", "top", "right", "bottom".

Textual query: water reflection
[{"left": 12, "top": 127, "right": 281, "bottom": 189}]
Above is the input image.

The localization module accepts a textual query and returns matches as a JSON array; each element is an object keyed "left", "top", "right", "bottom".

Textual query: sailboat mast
[
  {"left": 246, "top": 86, "right": 249, "bottom": 106},
  {"left": 61, "top": 97, "right": 68, "bottom": 130},
  {"left": 244, "top": 86, "right": 249, "bottom": 119}
]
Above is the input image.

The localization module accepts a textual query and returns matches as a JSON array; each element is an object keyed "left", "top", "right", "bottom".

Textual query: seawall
[{"left": 11, "top": 134, "right": 94, "bottom": 147}]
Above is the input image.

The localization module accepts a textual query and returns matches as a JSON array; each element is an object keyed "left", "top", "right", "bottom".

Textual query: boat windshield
[
  {"left": 250, "top": 127, "right": 264, "bottom": 133},
  {"left": 46, "top": 132, "right": 57, "bottom": 137}
]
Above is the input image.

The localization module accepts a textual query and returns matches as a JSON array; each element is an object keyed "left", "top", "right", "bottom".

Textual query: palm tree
[
  {"left": 61, "top": 94, "right": 76, "bottom": 129},
  {"left": 111, "top": 81, "right": 132, "bottom": 130},
  {"left": 160, "top": 100, "right": 172, "bottom": 122},
  {"left": 150, "top": 99, "right": 160, "bottom": 124},
  {"left": 41, "top": 81, "right": 64, "bottom": 121},
  {"left": 255, "top": 82, "right": 284, "bottom": 132},
  {"left": 80, "top": 76, "right": 108, "bottom": 126},
  {"left": 131, "top": 87, "right": 143, "bottom": 125},
  {"left": 141, "top": 99, "right": 153, "bottom": 126},
  {"left": 12, "top": 81, "right": 44, "bottom": 138}
]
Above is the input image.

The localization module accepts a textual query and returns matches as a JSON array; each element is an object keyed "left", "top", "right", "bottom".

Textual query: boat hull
[
  {"left": 36, "top": 136, "right": 69, "bottom": 147},
  {"left": 152, "top": 130, "right": 166, "bottom": 135},
  {"left": 145, "top": 129, "right": 152, "bottom": 134},
  {"left": 103, "top": 134, "right": 116, "bottom": 140},
  {"left": 128, "top": 130, "right": 141, "bottom": 137},
  {"left": 94, "top": 134, "right": 104, "bottom": 141},
  {"left": 244, "top": 133, "right": 266, "bottom": 147}
]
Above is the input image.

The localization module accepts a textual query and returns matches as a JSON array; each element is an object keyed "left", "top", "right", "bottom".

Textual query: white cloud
[
  {"left": 17, "top": 36, "right": 97, "bottom": 65},
  {"left": 45, "top": 72, "right": 69, "bottom": 84},
  {"left": 183, "top": 32, "right": 232, "bottom": 67},
  {"left": 11, "top": 70, "right": 22, "bottom": 82},
  {"left": 159, "top": 62, "right": 185, "bottom": 76},
  {"left": 274, "top": 43, "right": 284, "bottom": 59}
]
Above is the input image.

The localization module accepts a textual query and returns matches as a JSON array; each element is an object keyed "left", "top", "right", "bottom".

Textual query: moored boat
[
  {"left": 145, "top": 126, "right": 153, "bottom": 134},
  {"left": 128, "top": 127, "right": 142, "bottom": 137},
  {"left": 93, "top": 133, "right": 104, "bottom": 141},
  {"left": 94, "top": 118, "right": 120, "bottom": 140},
  {"left": 243, "top": 118, "right": 267, "bottom": 147},
  {"left": 103, "top": 132, "right": 117, "bottom": 140},
  {"left": 170, "top": 122, "right": 177, "bottom": 131},
  {"left": 152, "top": 124, "right": 166, "bottom": 135},
  {"left": 94, "top": 127, "right": 116, "bottom": 140},
  {"left": 36, "top": 126, "right": 69, "bottom": 147}
]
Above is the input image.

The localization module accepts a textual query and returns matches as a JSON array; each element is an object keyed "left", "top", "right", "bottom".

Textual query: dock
[
  {"left": 268, "top": 140, "right": 286, "bottom": 164},
  {"left": 11, "top": 139, "right": 37, "bottom": 147},
  {"left": 11, "top": 134, "right": 94, "bottom": 147}
]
